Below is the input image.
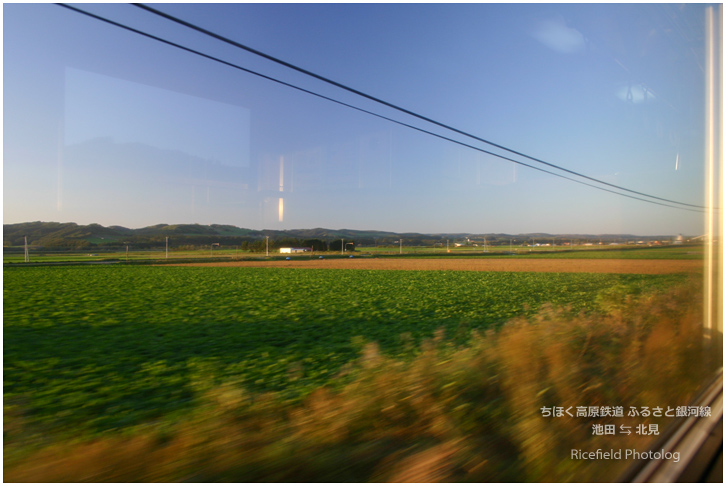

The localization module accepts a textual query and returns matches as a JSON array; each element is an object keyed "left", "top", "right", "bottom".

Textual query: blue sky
[{"left": 3, "top": 3, "right": 716, "bottom": 235}]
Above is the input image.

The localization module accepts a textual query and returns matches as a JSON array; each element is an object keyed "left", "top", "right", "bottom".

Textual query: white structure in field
[{"left": 279, "top": 247, "right": 312, "bottom": 254}]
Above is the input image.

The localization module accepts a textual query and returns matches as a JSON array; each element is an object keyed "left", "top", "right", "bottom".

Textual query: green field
[
  {"left": 2, "top": 243, "right": 704, "bottom": 264},
  {"left": 4, "top": 265, "right": 689, "bottom": 437},
  {"left": 2, "top": 248, "right": 252, "bottom": 263}
]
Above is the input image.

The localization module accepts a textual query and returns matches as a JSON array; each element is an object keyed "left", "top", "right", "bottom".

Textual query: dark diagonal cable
[
  {"left": 133, "top": 2, "right": 711, "bottom": 210},
  {"left": 56, "top": 3, "right": 704, "bottom": 214}
]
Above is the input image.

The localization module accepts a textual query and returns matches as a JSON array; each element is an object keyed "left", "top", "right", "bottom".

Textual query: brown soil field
[{"left": 165, "top": 258, "right": 700, "bottom": 274}]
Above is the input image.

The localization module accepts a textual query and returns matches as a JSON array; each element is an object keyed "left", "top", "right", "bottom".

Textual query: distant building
[{"left": 279, "top": 247, "right": 311, "bottom": 253}]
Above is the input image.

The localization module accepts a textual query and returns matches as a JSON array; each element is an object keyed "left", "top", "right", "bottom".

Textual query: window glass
[{"left": 3, "top": 3, "right": 722, "bottom": 482}]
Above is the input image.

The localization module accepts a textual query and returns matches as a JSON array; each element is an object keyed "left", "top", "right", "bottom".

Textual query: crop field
[
  {"left": 4, "top": 264, "right": 692, "bottom": 438},
  {"left": 2, "top": 248, "right": 239, "bottom": 264},
  {"left": 2, "top": 243, "right": 705, "bottom": 264}
]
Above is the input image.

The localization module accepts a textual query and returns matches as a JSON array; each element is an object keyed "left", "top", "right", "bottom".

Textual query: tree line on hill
[
  {"left": 4, "top": 221, "right": 676, "bottom": 251},
  {"left": 3, "top": 222, "right": 438, "bottom": 250}
]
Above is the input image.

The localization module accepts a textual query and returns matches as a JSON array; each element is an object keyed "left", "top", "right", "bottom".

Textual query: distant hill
[{"left": 3, "top": 221, "right": 683, "bottom": 250}]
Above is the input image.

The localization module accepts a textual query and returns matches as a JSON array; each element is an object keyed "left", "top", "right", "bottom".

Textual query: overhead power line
[
  {"left": 56, "top": 3, "right": 704, "bottom": 214},
  {"left": 133, "top": 2, "right": 710, "bottom": 211}
]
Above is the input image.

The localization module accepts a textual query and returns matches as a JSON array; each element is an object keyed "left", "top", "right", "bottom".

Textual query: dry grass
[{"left": 4, "top": 279, "right": 721, "bottom": 482}]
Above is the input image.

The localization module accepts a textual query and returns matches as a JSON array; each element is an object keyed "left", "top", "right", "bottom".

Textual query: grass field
[
  {"left": 4, "top": 258, "right": 720, "bottom": 482},
  {"left": 2, "top": 248, "right": 244, "bottom": 263},
  {"left": 3, "top": 243, "right": 704, "bottom": 263}
]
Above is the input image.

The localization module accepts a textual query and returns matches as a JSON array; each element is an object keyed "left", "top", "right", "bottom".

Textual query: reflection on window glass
[{"left": 3, "top": 3, "right": 722, "bottom": 482}]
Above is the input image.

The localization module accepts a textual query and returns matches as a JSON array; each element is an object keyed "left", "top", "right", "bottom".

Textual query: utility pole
[
  {"left": 24, "top": 236, "right": 29, "bottom": 263},
  {"left": 341, "top": 239, "right": 344, "bottom": 255},
  {"left": 166, "top": 236, "right": 168, "bottom": 259},
  {"left": 400, "top": 238, "right": 402, "bottom": 254},
  {"left": 266, "top": 236, "right": 269, "bottom": 257}
]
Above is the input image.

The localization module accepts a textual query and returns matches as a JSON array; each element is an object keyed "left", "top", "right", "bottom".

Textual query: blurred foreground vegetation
[
  {"left": 4, "top": 278, "right": 721, "bottom": 482},
  {"left": 4, "top": 267, "right": 687, "bottom": 433}
]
